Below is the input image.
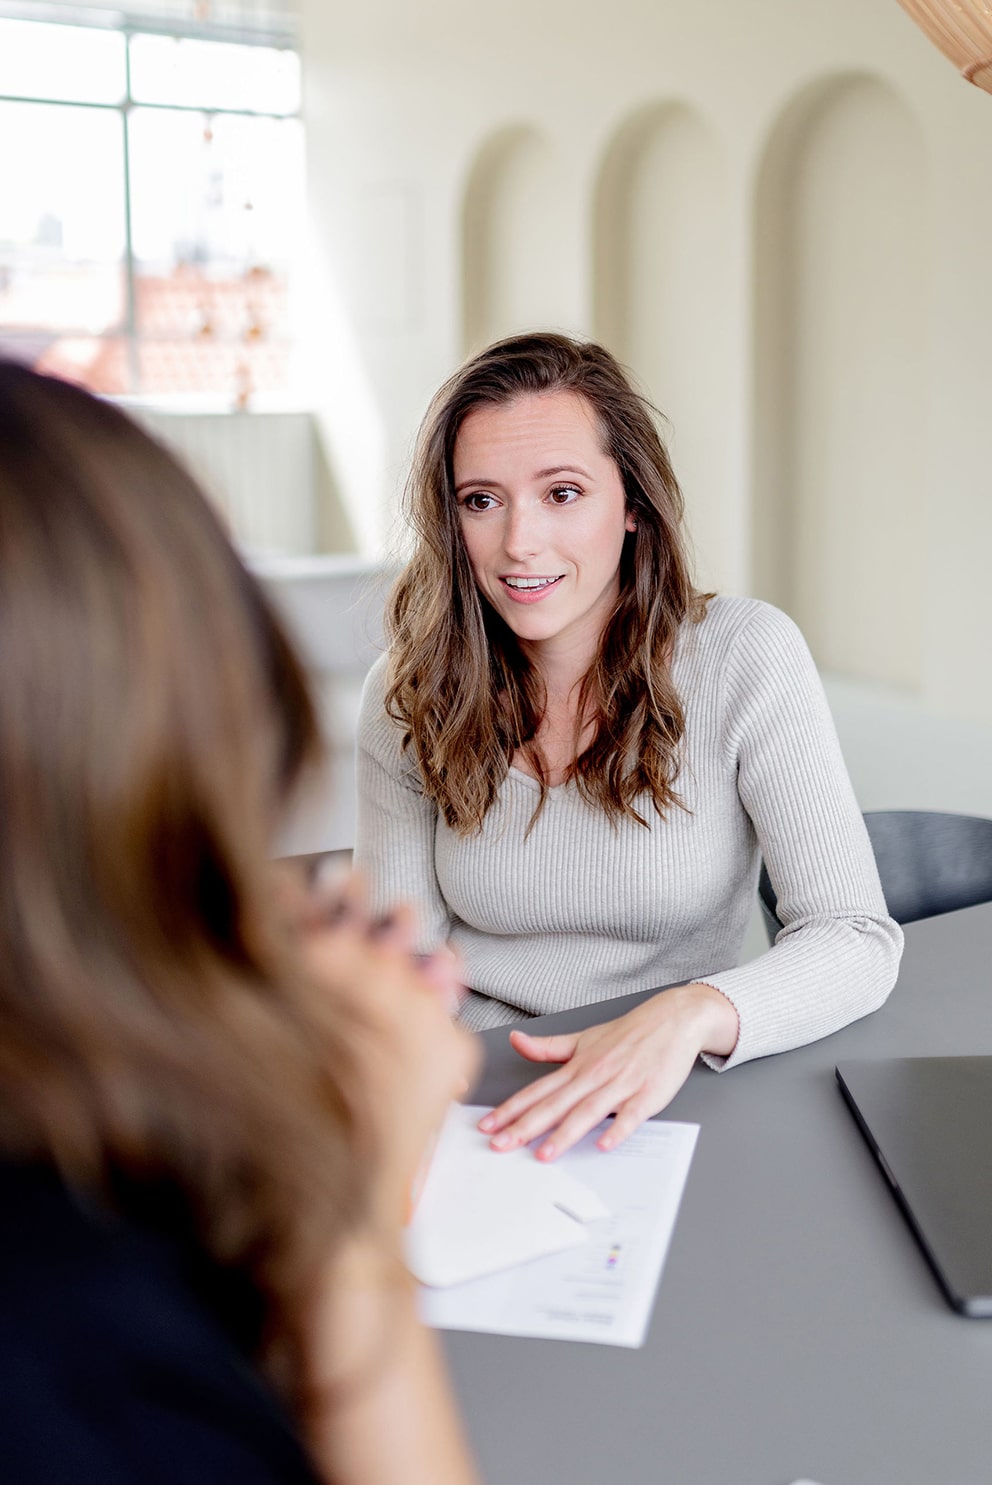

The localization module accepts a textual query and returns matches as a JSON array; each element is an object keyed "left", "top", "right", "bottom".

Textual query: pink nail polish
[
  {"left": 478, "top": 1115, "right": 494, "bottom": 1131},
  {"left": 492, "top": 1132, "right": 511, "bottom": 1149},
  {"left": 537, "top": 1143, "right": 555, "bottom": 1161}
]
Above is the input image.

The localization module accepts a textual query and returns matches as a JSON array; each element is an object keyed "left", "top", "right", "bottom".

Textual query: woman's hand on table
[{"left": 478, "top": 982, "right": 739, "bottom": 1161}]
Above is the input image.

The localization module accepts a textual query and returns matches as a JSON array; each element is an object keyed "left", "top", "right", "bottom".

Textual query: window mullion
[{"left": 121, "top": 37, "right": 140, "bottom": 393}]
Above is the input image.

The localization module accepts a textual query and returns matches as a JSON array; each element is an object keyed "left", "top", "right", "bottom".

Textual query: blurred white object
[{"left": 406, "top": 1103, "right": 607, "bottom": 1289}]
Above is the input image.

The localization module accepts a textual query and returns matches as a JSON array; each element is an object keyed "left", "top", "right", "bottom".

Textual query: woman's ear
[{"left": 625, "top": 511, "right": 638, "bottom": 533}]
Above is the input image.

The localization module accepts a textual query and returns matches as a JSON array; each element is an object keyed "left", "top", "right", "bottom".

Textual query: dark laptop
[{"left": 835, "top": 1056, "right": 992, "bottom": 1317}]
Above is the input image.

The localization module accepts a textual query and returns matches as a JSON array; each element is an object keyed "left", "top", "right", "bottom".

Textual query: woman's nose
[{"left": 502, "top": 502, "right": 541, "bottom": 560}]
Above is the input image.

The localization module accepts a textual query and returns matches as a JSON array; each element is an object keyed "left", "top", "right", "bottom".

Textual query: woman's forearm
[{"left": 306, "top": 1243, "right": 481, "bottom": 1485}]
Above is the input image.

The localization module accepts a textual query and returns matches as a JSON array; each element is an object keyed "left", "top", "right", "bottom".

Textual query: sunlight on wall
[
  {"left": 593, "top": 102, "right": 734, "bottom": 594},
  {"left": 461, "top": 123, "right": 576, "bottom": 355},
  {"left": 753, "top": 74, "right": 928, "bottom": 689}
]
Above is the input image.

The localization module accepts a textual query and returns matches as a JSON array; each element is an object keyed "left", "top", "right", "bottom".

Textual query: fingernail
[
  {"left": 597, "top": 1134, "right": 613, "bottom": 1151},
  {"left": 478, "top": 1114, "right": 494, "bottom": 1131},
  {"left": 491, "top": 1132, "right": 512, "bottom": 1149},
  {"left": 537, "top": 1142, "right": 555, "bottom": 1161}
]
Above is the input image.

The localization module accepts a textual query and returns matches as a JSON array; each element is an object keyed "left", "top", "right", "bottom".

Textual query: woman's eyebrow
[
  {"left": 535, "top": 464, "right": 592, "bottom": 480},
  {"left": 454, "top": 464, "right": 592, "bottom": 494},
  {"left": 454, "top": 476, "right": 502, "bottom": 494}
]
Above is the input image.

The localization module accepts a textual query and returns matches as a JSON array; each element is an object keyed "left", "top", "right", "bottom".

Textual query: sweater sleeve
[
  {"left": 698, "top": 604, "right": 903, "bottom": 1070},
  {"left": 354, "top": 655, "right": 453, "bottom": 952}
]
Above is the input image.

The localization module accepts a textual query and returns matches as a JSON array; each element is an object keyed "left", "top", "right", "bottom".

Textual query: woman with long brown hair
[
  {"left": 0, "top": 361, "right": 479, "bottom": 1485},
  {"left": 356, "top": 331, "right": 902, "bottom": 1163}
]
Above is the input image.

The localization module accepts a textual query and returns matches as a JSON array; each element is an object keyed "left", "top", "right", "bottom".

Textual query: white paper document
[
  {"left": 411, "top": 1104, "right": 699, "bottom": 1347},
  {"left": 406, "top": 1103, "right": 609, "bottom": 1288}
]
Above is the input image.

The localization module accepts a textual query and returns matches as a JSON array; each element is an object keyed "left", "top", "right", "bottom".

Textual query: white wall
[
  {"left": 256, "top": 554, "right": 395, "bottom": 854},
  {"left": 753, "top": 75, "right": 930, "bottom": 690},
  {"left": 299, "top": 0, "right": 992, "bottom": 725},
  {"left": 130, "top": 406, "right": 321, "bottom": 556}
]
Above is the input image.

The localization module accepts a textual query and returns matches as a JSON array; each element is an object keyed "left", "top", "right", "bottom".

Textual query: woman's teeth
[{"left": 503, "top": 576, "right": 562, "bottom": 590}]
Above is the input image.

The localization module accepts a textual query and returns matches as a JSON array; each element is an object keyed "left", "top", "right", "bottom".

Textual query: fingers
[
  {"left": 481, "top": 1058, "right": 621, "bottom": 1153},
  {"left": 536, "top": 1091, "right": 654, "bottom": 1161},
  {"left": 302, "top": 873, "right": 439, "bottom": 990},
  {"left": 415, "top": 944, "right": 466, "bottom": 1016},
  {"left": 499, "top": 1080, "right": 655, "bottom": 1163},
  {"left": 475, "top": 1031, "right": 579, "bottom": 1136},
  {"left": 283, "top": 871, "right": 482, "bottom": 1233},
  {"left": 596, "top": 1094, "right": 655, "bottom": 1152},
  {"left": 479, "top": 997, "right": 704, "bottom": 1162},
  {"left": 301, "top": 867, "right": 369, "bottom": 934},
  {"left": 493, "top": 1067, "right": 622, "bottom": 1158},
  {"left": 477, "top": 1061, "right": 575, "bottom": 1138},
  {"left": 508, "top": 1028, "right": 579, "bottom": 1064},
  {"left": 366, "top": 901, "right": 419, "bottom": 957},
  {"left": 530, "top": 1084, "right": 625, "bottom": 1161}
]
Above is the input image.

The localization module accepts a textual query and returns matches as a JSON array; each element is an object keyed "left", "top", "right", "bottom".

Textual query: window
[{"left": 0, "top": 6, "right": 303, "bottom": 404}]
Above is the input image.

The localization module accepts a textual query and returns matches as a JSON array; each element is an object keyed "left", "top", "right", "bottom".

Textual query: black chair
[{"left": 758, "top": 810, "right": 992, "bottom": 941}]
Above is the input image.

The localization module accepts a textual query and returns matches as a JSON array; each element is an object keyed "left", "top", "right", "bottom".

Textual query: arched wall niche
[
  {"left": 752, "top": 72, "right": 929, "bottom": 689},
  {"left": 460, "top": 124, "right": 572, "bottom": 357},
  {"left": 592, "top": 102, "right": 735, "bottom": 594}
]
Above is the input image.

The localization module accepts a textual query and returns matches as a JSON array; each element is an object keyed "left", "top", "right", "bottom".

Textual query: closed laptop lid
[{"left": 835, "top": 1056, "right": 992, "bottom": 1317}]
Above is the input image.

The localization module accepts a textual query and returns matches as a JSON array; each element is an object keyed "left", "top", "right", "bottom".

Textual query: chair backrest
[{"left": 758, "top": 810, "right": 992, "bottom": 940}]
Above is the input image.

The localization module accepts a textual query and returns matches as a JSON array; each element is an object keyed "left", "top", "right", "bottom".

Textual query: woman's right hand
[
  {"left": 289, "top": 872, "right": 482, "bottom": 1485},
  {"left": 297, "top": 871, "right": 479, "bottom": 1236}
]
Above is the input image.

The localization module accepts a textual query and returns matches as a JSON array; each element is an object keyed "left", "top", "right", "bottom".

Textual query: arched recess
[
  {"left": 460, "top": 125, "right": 573, "bottom": 356},
  {"left": 592, "top": 103, "right": 734, "bottom": 593},
  {"left": 752, "top": 74, "right": 929, "bottom": 689}
]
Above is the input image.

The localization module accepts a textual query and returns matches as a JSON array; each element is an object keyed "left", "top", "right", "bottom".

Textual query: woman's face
[{"left": 452, "top": 390, "right": 635, "bottom": 666}]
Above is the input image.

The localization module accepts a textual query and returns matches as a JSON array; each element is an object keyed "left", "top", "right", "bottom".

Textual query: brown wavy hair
[
  {"left": 386, "top": 332, "right": 709, "bottom": 832},
  {"left": 0, "top": 363, "right": 376, "bottom": 1420}
]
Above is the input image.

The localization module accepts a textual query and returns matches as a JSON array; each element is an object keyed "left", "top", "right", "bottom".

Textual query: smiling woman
[
  {"left": 453, "top": 392, "right": 636, "bottom": 688},
  {"left": 354, "top": 331, "right": 903, "bottom": 1164}
]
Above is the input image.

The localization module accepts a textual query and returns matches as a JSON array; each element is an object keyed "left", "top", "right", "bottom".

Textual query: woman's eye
[
  {"left": 548, "top": 484, "right": 581, "bottom": 505},
  {"left": 462, "top": 492, "right": 498, "bottom": 512}
]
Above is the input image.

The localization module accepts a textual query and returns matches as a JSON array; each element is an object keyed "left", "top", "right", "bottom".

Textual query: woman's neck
[
  {"left": 514, "top": 635, "right": 601, "bottom": 785},
  {"left": 520, "top": 632, "right": 598, "bottom": 711}
]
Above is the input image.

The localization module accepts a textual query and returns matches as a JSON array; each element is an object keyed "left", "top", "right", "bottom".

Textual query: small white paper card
[
  {"left": 405, "top": 1103, "right": 609, "bottom": 1288},
  {"left": 417, "top": 1110, "right": 699, "bottom": 1347}
]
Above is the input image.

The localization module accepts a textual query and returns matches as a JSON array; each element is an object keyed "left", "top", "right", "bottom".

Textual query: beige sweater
[{"left": 355, "top": 595, "right": 902, "bottom": 1069}]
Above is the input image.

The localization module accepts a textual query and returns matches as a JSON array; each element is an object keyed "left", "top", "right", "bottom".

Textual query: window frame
[{"left": 0, "top": 11, "right": 301, "bottom": 398}]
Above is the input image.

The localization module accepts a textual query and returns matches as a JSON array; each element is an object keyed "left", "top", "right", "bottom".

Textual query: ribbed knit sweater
[{"left": 355, "top": 596, "right": 903, "bottom": 1069}]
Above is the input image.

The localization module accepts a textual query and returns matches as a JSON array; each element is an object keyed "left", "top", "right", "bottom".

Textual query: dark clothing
[{"left": 0, "top": 1164, "right": 319, "bottom": 1484}]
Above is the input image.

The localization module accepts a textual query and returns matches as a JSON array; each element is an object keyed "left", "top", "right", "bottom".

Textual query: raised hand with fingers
[
  {"left": 478, "top": 981, "right": 739, "bottom": 1162},
  {"left": 291, "top": 871, "right": 477, "bottom": 1229},
  {"left": 287, "top": 868, "right": 483, "bottom": 1485}
]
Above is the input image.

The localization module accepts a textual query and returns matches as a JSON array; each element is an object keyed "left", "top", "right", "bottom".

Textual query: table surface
[{"left": 445, "top": 900, "right": 992, "bottom": 1485}]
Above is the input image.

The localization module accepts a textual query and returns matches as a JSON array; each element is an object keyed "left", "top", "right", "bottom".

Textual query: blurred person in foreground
[{"left": 0, "top": 361, "right": 480, "bottom": 1485}]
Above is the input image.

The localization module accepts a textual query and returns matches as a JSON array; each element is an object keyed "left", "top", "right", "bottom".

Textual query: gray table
[{"left": 444, "top": 901, "right": 992, "bottom": 1485}]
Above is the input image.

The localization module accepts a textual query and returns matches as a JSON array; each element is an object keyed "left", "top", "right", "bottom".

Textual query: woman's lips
[{"left": 499, "top": 574, "right": 564, "bottom": 604}]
